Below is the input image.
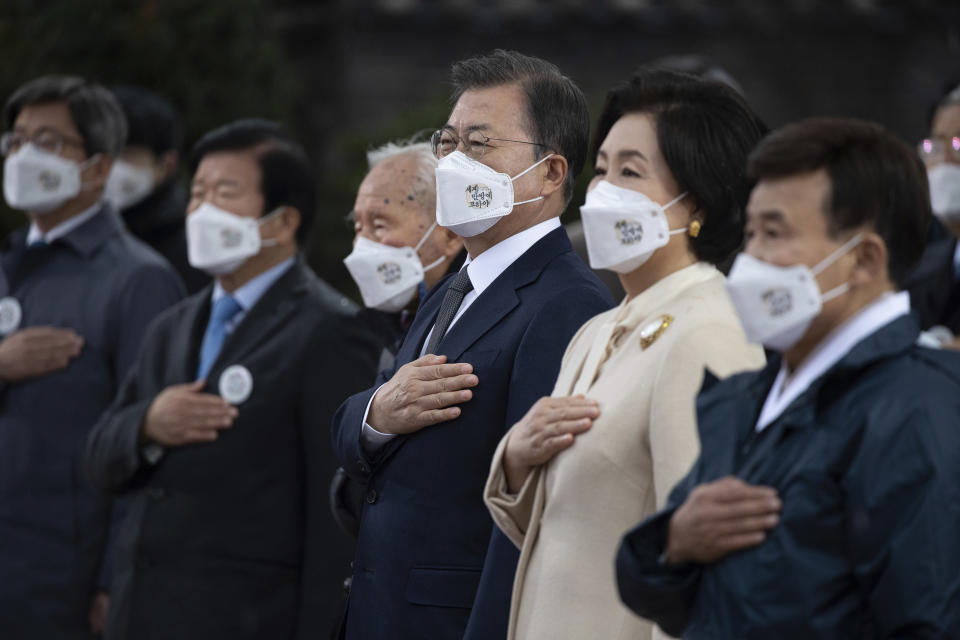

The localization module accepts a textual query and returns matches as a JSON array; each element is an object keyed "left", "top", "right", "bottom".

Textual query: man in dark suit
[
  {"left": 0, "top": 75, "right": 185, "bottom": 639},
  {"left": 84, "top": 119, "right": 380, "bottom": 640},
  {"left": 332, "top": 50, "right": 614, "bottom": 640}
]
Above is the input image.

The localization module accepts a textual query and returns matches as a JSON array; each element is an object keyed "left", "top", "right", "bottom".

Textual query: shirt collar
[
  {"left": 462, "top": 217, "right": 561, "bottom": 295},
  {"left": 756, "top": 290, "right": 910, "bottom": 431},
  {"left": 211, "top": 256, "right": 296, "bottom": 311},
  {"left": 26, "top": 202, "right": 102, "bottom": 246}
]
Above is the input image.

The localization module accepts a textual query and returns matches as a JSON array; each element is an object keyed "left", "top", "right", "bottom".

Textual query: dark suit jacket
[
  {"left": 332, "top": 227, "right": 614, "bottom": 640},
  {"left": 84, "top": 259, "right": 380, "bottom": 640},
  {"left": 0, "top": 206, "right": 184, "bottom": 639},
  {"left": 904, "top": 236, "right": 960, "bottom": 332}
]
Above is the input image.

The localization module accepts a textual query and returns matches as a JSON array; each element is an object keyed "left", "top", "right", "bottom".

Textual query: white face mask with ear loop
[
  {"left": 186, "top": 202, "right": 284, "bottom": 276},
  {"left": 343, "top": 221, "right": 447, "bottom": 312},
  {"left": 724, "top": 233, "right": 864, "bottom": 352},
  {"left": 3, "top": 143, "right": 103, "bottom": 214},
  {"left": 579, "top": 180, "right": 690, "bottom": 273},
  {"left": 435, "top": 150, "right": 554, "bottom": 237},
  {"left": 104, "top": 159, "right": 155, "bottom": 210},
  {"left": 928, "top": 163, "right": 960, "bottom": 223}
]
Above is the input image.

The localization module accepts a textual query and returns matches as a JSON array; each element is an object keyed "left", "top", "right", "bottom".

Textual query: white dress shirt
[
  {"left": 755, "top": 291, "right": 910, "bottom": 432},
  {"left": 26, "top": 203, "right": 102, "bottom": 245},
  {"left": 362, "top": 217, "right": 563, "bottom": 449}
]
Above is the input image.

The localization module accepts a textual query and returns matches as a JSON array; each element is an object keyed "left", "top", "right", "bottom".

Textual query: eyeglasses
[
  {"left": 917, "top": 136, "right": 960, "bottom": 163},
  {"left": 430, "top": 128, "right": 546, "bottom": 161},
  {"left": 0, "top": 129, "right": 86, "bottom": 157}
]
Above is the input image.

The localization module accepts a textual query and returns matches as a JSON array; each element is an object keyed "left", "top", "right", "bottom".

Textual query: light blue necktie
[{"left": 196, "top": 295, "right": 242, "bottom": 379}]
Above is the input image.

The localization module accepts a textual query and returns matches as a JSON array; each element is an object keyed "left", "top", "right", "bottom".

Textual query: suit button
[
  {"left": 342, "top": 576, "right": 352, "bottom": 594},
  {"left": 365, "top": 489, "right": 378, "bottom": 504},
  {"left": 358, "top": 460, "right": 369, "bottom": 474},
  {"left": 148, "top": 487, "right": 165, "bottom": 500}
]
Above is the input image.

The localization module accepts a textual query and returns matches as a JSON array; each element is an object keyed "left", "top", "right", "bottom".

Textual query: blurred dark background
[{"left": 2, "top": 0, "right": 959, "bottom": 298}]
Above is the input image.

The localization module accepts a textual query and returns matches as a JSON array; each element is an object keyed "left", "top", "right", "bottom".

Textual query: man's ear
[
  {"left": 851, "top": 231, "right": 888, "bottom": 286},
  {"left": 157, "top": 150, "right": 179, "bottom": 182},
  {"left": 274, "top": 206, "right": 301, "bottom": 244},
  {"left": 85, "top": 155, "right": 114, "bottom": 188},
  {"left": 539, "top": 154, "right": 568, "bottom": 199},
  {"left": 438, "top": 224, "right": 464, "bottom": 257}
]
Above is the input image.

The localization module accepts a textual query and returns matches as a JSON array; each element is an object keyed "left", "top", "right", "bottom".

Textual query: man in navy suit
[{"left": 332, "top": 50, "right": 614, "bottom": 640}]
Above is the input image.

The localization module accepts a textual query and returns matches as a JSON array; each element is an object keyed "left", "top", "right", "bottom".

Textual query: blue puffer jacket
[{"left": 616, "top": 314, "right": 960, "bottom": 639}]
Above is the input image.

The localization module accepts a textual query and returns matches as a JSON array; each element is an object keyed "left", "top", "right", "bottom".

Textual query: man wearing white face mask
[
  {"left": 0, "top": 75, "right": 186, "bottom": 639},
  {"left": 332, "top": 50, "right": 613, "bottom": 640},
  {"left": 106, "top": 85, "right": 208, "bottom": 294},
  {"left": 904, "top": 82, "right": 960, "bottom": 345},
  {"left": 616, "top": 118, "right": 960, "bottom": 639},
  {"left": 84, "top": 119, "right": 381, "bottom": 640},
  {"left": 345, "top": 139, "right": 466, "bottom": 359}
]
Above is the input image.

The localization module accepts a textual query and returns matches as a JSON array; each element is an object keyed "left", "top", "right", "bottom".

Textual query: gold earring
[{"left": 689, "top": 219, "right": 702, "bottom": 238}]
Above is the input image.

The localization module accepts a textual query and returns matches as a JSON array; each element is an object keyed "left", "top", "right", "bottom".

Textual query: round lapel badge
[
  {"left": 0, "top": 297, "right": 23, "bottom": 335},
  {"left": 219, "top": 364, "right": 254, "bottom": 405}
]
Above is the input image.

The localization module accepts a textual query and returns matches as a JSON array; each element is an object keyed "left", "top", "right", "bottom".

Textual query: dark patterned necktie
[{"left": 425, "top": 268, "right": 474, "bottom": 354}]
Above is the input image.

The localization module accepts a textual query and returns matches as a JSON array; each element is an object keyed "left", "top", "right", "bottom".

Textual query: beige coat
[{"left": 484, "top": 262, "right": 765, "bottom": 640}]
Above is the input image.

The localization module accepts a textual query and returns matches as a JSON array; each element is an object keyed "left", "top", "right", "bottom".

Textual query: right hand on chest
[
  {"left": 367, "top": 354, "right": 478, "bottom": 435},
  {"left": 142, "top": 380, "right": 238, "bottom": 447},
  {"left": 0, "top": 326, "right": 83, "bottom": 382}
]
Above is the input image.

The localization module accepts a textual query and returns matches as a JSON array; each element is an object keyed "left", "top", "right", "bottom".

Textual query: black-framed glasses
[
  {"left": 0, "top": 129, "right": 86, "bottom": 157},
  {"left": 430, "top": 127, "right": 546, "bottom": 161},
  {"left": 917, "top": 136, "right": 960, "bottom": 164}
]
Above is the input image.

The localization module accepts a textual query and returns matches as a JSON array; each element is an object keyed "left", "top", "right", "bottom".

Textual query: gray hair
[
  {"left": 366, "top": 138, "right": 437, "bottom": 220},
  {"left": 5, "top": 75, "right": 128, "bottom": 157}
]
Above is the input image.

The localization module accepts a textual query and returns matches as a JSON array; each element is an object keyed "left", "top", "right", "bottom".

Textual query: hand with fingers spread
[
  {"left": 0, "top": 326, "right": 84, "bottom": 382},
  {"left": 141, "top": 380, "right": 239, "bottom": 447},
  {"left": 665, "top": 476, "right": 781, "bottom": 565},
  {"left": 502, "top": 395, "right": 601, "bottom": 493},
  {"left": 367, "top": 354, "right": 479, "bottom": 435}
]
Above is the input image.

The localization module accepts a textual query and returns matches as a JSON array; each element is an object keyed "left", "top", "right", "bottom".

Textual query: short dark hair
[
  {"left": 189, "top": 118, "right": 316, "bottom": 245},
  {"left": 5, "top": 75, "right": 127, "bottom": 157},
  {"left": 747, "top": 117, "right": 930, "bottom": 287},
  {"left": 450, "top": 49, "right": 590, "bottom": 205},
  {"left": 110, "top": 85, "right": 181, "bottom": 155},
  {"left": 593, "top": 68, "right": 768, "bottom": 269}
]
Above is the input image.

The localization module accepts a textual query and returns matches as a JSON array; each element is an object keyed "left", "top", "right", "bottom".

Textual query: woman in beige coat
[{"left": 484, "top": 69, "right": 768, "bottom": 639}]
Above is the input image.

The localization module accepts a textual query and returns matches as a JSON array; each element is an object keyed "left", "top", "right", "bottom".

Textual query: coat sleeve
[
  {"left": 298, "top": 306, "right": 381, "bottom": 639},
  {"left": 483, "top": 433, "right": 544, "bottom": 549},
  {"left": 83, "top": 313, "right": 169, "bottom": 495},
  {"left": 844, "top": 402, "right": 960, "bottom": 638},
  {"left": 464, "top": 286, "right": 613, "bottom": 640}
]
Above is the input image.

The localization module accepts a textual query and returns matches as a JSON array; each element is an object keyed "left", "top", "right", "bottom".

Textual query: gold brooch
[{"left": 640, "top": 314, "right": 673, "bottom": 350}]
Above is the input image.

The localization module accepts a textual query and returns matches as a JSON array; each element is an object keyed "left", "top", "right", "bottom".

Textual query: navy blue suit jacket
[{"left": 332, "top": 226, "right": 614, "bottom": 640}]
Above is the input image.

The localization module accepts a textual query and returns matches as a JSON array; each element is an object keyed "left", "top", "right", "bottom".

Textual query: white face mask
[
  {"left": 435, "top": 150, "right": 553, "bottom": 237},
  {"left": 343, "top": 222, "right": 446, "bottom": 312},
  {"left": 186, "top": 202, "right": 281, "bottom": 276},
  {"left": 104, "top": 159, "right": 155, "bottom": 211},
  {"left": 579, "top": 180, "right": 689, "bottom": 273},
  {"left": 725, "top": 233, "right": 863, "bottom": 352},
  {"left": 3, "top": 143, "right": 97, "bottom": 214},
  {"left": 928, "top": 164, "right": 960, "bottom": 223}
]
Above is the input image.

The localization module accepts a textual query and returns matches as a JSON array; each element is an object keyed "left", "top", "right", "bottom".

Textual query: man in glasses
[
  {"left": 331, "top": 50, "right": 613, "bottom": 640},
  {"left": 0, "top": 75, "right": 184, "bottom": 638},
  {"left": 904, "top": 81, "right": 960, "bottom": 347}
]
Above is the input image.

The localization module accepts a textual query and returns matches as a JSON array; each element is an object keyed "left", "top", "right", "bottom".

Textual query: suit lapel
[
  {"left": 395, "top": 273, "right": 451, "bottom": 364},
  {"left": 208, "top": 262, "right": 307, "bottom": 377},
  {"left": 435, "top": 227, "right": 571, "bottom": 362},
  {"left": 172, "top": 288, "right": 214, "bottom": 383}
]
